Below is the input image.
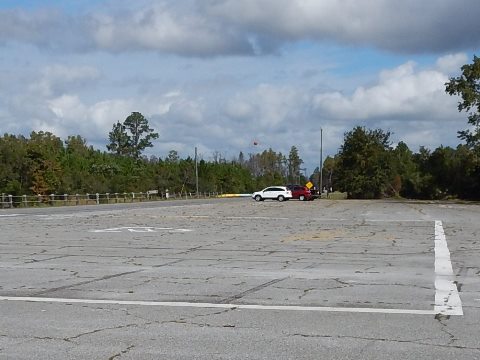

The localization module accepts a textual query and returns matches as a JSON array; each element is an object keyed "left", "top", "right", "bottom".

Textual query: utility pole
[
  {"left": 319, "top": 128, "right": 323, "bottom": 198},
  {"left": 195, "top": 147, "right": 199, "bottom": 198}
]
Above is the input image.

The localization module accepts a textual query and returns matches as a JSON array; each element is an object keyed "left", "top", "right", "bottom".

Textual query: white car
[{"left": 252, "top": 186, "right": 292, "bottom": 202}]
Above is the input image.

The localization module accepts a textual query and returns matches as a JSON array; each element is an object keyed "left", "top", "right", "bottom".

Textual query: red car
[{"left": 287, "top": 185, "right": 314, "bottom": 201}]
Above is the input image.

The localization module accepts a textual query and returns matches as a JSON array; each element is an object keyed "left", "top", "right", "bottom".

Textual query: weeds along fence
[{"left": 0, "top": 191, "right": 222, "bottom": 209}]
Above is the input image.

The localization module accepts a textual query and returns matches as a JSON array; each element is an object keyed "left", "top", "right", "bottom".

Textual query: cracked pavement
[{"left": 1, "top": 198, "right": 479, "bottom": 359}]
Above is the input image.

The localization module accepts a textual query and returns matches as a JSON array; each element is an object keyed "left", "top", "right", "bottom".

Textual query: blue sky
[{"left": 0, "top": 0, "right": 479, "bottom": 174}]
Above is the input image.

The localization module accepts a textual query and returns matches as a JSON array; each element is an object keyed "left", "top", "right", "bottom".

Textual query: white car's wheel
[
  {"left": 277, "top": 195, "right": 285, "bottom": 202},
  {"left": 254, "top": 195, "right": 262, "bottom": 202}
]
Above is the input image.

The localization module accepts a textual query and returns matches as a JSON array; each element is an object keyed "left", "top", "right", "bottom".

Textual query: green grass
[{"left": 320, "top": 191, "right": 348, "bottom": 200}]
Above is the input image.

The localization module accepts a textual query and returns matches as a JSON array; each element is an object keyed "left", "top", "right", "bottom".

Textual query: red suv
[{"left": 286, "top": 185, "right": 314, "bottom": 201}]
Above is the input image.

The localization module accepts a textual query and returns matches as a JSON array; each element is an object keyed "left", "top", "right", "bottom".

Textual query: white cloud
[
  {"left": 204, "top": 0, "right": 480, "bottom": 54},
  {"left": 45, "top": 96, "right": 132, "bottom": 137},
  {"left": 226, "top": 84, "right": 308, "bottom": 129},
  {"left": 0, "top": 8, "right": 92, "bottom": 51},
  {"left": 0, "top": 1, "right": 479, "bottom": 56},
  {"left": 313, "top": 61, "right": 459, "bottom": 121},
  {"left": 87, "top": 0, "right": 480, "bottom": 55},
  {"left": 48, "top": 95, "right": 86, "bottom": 119},
  {"left": 30, "top": 64, "right": 100, "bottom": 97},
  {"left": 165, "top": 99, "right": 205, "bottom": 126},
  {"left": 90, "top": 3, "right": 251, "bottom": 55},
  {"left": 49, "top": 97, "right": 172, "bottom": 140},
  {"left": 435, "top": 53, "right": 469, "bottom": 74}
]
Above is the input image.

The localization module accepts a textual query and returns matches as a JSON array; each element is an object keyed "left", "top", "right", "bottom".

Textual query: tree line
[
  {"left": 1, "top": 56, "right": 479, "bottom": 200},
  {"left": 323, "top": 128, "right": 480, "bottom": 199},
  {"left": 0, "top": 127, "right": 307, "bottom": 196},
  {"left": 2, "top": 121, "right": 478, "bottom": 200}
]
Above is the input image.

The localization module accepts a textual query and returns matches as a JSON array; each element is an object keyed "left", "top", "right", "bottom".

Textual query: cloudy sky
[{"left": 0, "top": 0, "right": 479, "bottom": 174}]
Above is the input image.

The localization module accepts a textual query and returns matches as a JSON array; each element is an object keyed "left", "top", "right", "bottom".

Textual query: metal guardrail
[{"left": 0, "top": 191, "right": 221, "bottom": 209}]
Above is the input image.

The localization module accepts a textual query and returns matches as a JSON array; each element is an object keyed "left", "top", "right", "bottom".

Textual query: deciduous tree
[
  {"left": 446, "top": 55, "right": 480, "bottom": 148},
  {"left": 336, "top": 127, "right": 392, "bottom": 199}
]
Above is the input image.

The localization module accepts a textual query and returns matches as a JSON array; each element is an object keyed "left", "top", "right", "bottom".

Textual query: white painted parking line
[
  {"left": 434, "top": 220, "right": 463, "bottom": 316},
  {"left": 0, "top": 296, "right": 437, "bottom": 315},
  {"left": 367, "top": 219, "right": 431, "bottom": 223},
  {"left": 90, "top": 226, "right": 192, "bottom": 233},
  {"left": 0, "top": 214, "right": 24, "bottom": 217},
  {"left": 164, "top": 216, "right": 433, "bottom": 223},
  {"left": 170, "top": 215, "right": 290, "bottom": 220}
]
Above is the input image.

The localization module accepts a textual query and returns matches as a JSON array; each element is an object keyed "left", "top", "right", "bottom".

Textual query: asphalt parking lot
[{"left": 1, "top": 198, "right": 479, "bottom": 359}]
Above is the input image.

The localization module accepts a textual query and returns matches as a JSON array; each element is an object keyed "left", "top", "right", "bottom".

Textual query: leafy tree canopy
[
  {"left": 107, "top": 112, "right": 159, "bottom": 159},
  {"left": 445, "top": 55, "right": 480, "bottom": 148},
  {"left": 336, "top": 126, "right": 392, "bottom": 199},
  {"left": 288, "top": 145, "right": 304, "bottom": 183}
]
